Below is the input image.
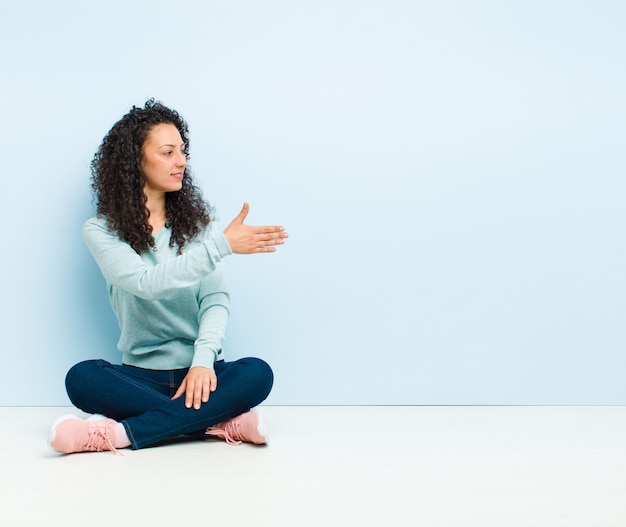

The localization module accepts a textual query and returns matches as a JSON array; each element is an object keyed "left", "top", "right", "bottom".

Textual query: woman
[{"left": 48, "top": 99, "right": 288, "bottom": 454}]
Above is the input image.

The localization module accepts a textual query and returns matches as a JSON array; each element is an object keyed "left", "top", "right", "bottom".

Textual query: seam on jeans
[
  {"left": 104, "top": 366, "right": 171, "bottom": 402},
  {"left": 121, "top": 420, "right": 138, "bottom": 450}
]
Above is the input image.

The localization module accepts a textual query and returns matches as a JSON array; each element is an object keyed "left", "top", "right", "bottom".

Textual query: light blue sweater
[{"left": 82, "top": 216, "right": 233, "bottom": 370}]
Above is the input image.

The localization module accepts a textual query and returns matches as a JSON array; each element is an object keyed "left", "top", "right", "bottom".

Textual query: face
[{"left": 140, "top": 123, "right": 187, "bottom": 196}]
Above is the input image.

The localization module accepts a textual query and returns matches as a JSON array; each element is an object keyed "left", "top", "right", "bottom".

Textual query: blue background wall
[{"left": 1, "top": 0, "right": 624, "bottom": 405}]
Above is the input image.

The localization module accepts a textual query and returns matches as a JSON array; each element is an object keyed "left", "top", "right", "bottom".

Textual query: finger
[
  {"left": 235, "top": 202, "right": 250, "bottom": 224},
  {"left": 172, "top": 380, "right": 186, "bottom": 401},
  {"left": 250, "top": 225, "right": 285, "bottom": 234},
  {"left": 261, "top": 232, "right": 288, "bottom": 242},
  {"left": 256, "top": 237, "right": 287, "bottom": 250},
  {"left": 210, "top": 370, "right": 218, "bottom": 392},
  {"left": 192, "top": 381, "right": 204, "bottom": 410},
  {"left": 256, "top": 241, "right": 283, "bottom": 251},
  {"left": 185, "top": 381, "right": 196, "bottom": 409},
  {"left": 201, "top": 376, "right": 212, "bottom": 403}
]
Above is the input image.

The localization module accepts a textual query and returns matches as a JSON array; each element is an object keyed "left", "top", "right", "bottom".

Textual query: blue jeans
[{"left": 65, "top": 358, "right": 273, "bottom": 449}]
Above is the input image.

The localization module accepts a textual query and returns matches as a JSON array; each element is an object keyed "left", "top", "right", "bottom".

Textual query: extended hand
[
  {"left": 172, "top": 366, "right": 217, "bottom": 410},
  {"left": 224, "top": 202, "right": 288, "bottom": 254}
]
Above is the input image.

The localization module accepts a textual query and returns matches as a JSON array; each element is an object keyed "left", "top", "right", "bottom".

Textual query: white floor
[{"left": 1, "top": 406, "right": 625, "bottom": 527}]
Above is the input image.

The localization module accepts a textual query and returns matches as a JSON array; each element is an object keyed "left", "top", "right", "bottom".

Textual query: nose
[{"left": 177, "top": 152, "right": 187, "bottom": 167}]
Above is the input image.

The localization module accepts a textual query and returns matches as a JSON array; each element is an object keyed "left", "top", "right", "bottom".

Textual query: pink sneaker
[
  {"left": 48, "top": 414, "right": 121, "bottom": 455},
  {"left": 205, "top": 409, "right": 269, "bottom": 446}
]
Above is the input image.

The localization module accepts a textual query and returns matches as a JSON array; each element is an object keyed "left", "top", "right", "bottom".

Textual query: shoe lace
[
  {"left": 85, "top": 427, "right": 121, "bottom": 455},
  {"left": 205, "top": 418, "right": 243, "bottom": 446}
]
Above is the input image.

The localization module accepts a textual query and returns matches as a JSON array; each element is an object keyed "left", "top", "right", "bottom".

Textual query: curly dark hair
[{"left": 90, "top": 98, "right": 212, "bottom": 254}]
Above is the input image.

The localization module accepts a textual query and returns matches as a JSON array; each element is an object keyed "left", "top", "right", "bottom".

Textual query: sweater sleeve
[
  {"left": 191, "top": 238, "right": 231, "bottom": 368},
  {"left": 82, "top": 218, "right": 233, "bottom": 301},
  {"left": 192, "top": 289, "right": 230, "bottom": 369}
]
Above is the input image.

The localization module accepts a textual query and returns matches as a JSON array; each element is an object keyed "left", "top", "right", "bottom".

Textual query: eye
[{"left": 163, "top": 151, "right": 172, "bottom": 156}]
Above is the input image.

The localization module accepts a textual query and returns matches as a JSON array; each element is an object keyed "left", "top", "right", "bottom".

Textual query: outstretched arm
[
  {"left": 82, "top": 217, "right": 232, "bottom": 300},
  {"left": 224, "top": 202, "right": 288, "bottom": 254}
]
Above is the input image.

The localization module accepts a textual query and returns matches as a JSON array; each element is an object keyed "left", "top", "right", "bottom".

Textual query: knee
[
  {"left": 248, "top": 357, "right": 274, "bottom": 397},
  {"left": 65, "top": 360, "right": 101, "bottom": 405}
]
